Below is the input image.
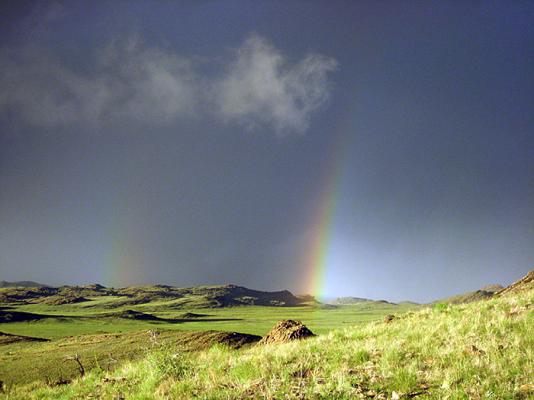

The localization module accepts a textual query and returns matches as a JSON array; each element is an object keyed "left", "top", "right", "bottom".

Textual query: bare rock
[
  {"left": 258, "top": 320, "right": 315, "bottom": 345},
  {"left": 383, "top": 314, "right": 395, "bottom": 323}
]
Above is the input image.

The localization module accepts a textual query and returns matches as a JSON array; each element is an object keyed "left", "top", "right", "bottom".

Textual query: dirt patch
[{"left": 258, "top": 320, "right": 315, "bottom": 345}]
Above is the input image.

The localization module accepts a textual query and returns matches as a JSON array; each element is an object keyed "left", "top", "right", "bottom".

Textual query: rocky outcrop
[{"left": 258, "top": 320, "right": 315, "bottom": 345}]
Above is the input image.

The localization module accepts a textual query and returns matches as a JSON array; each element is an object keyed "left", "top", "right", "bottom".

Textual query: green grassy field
[
  {"left": 0, "top": 296, "right": 415, "bottom": 388},
  {"left": 1, "top": 300, "right": 414, "bottom": 338}
]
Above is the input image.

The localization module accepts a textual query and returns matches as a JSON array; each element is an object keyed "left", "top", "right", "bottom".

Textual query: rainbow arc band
[{"left": 301, "top": 127, "right": 349, "bottom": 297}]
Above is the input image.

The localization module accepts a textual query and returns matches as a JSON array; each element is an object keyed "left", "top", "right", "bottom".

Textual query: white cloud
[
  {"left": 0, "top": 35, "right": 337, "bottom": 134},
  {"left": 0, "top": 38, "right": 198, "bottom": 129},
  {"left": 215, "top": 35, "right": 338, "bottom": 134}
]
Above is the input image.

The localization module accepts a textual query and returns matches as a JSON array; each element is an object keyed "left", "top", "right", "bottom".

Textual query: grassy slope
[
  {"left": 0, "top": 330, "right": 260, "bottom": 386},
  {"left": 4, "top": 285, "right": 532, "bottom": 399}
]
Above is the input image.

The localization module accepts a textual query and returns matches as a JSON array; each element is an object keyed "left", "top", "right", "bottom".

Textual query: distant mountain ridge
[
  {"left": 434, "top": 270, "right": 533, "bottom": 305},
  {"left": 330, "top": 297, "right": 373, "bottom": 305},
  {"left": 0, "top": 280, "right": 49, "bottom": 288},
  {"left": 331, "top": 270, "right": 533, "bottom": 306},
  {"left": 3, "top": 269, "right": 531, "bottom": 308},
  {"left": 0, "top": 283, "right": 315, "bottom": 308},
  {"left": 331, "top": 297, "right": 396, "bottom": 305},
  {"left": 434, "top": 284, "right": 503, "bottom": 305}
]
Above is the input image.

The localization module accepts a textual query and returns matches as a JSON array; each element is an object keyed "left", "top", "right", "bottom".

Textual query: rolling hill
[
  {"left": 331, "top": 297, "right": 396, "bottom": 305},
  {"left": 0, "top": 283, "right": 314, "bottom": 308},
  {"left": 434, "top": 283, "right": 504, "bottom": 304}
]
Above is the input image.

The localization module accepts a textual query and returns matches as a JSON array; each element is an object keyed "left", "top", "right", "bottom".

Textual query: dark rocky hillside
[{"left": 0, "top": 283, "right": 314, "bottom": 308}]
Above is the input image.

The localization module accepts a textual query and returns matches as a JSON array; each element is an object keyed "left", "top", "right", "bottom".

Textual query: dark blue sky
[{"left": 1, "top": 1, "right": 533, "bottom": 302}]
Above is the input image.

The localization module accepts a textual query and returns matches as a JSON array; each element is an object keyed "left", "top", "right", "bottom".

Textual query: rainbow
[
  {"left": 300, "top": 128, "right": 350, "bottom": 298},
  {"left": 102, "top": 191, "right": 147, "bottom": 287},
  {"left": 99, "top": 119, "right": 351, "bottom": 293},
  {"left": 105, "top": 229, "right": 136, "bottom": 287}
]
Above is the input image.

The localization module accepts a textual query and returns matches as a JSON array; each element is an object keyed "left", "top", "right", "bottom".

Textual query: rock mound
[
  {"left": 383, "top": 314, "right": 395, "bottom": 323},
  {"left": 258, "top": 320, "right": 315, "bottom": 345}
]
